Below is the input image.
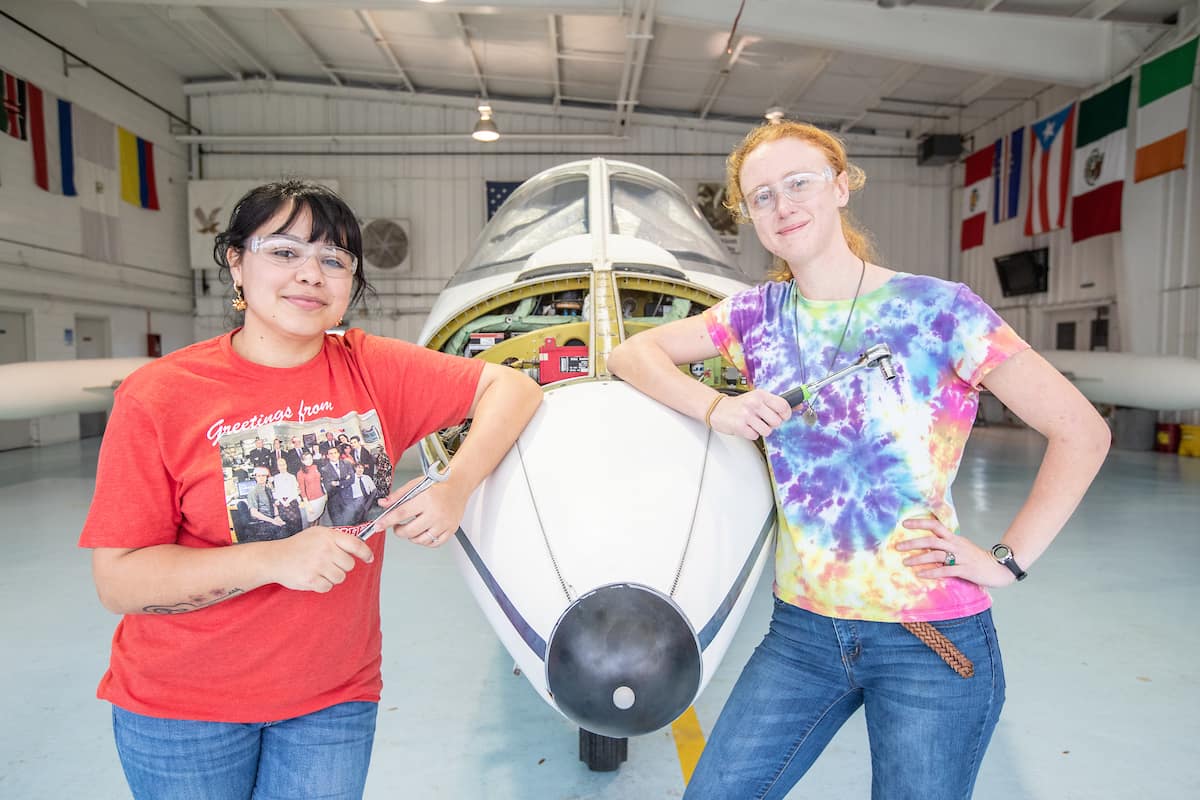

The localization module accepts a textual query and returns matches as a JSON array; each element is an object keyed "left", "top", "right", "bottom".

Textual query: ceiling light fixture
[
  {"left": 764, "top": 106, "right": 786, "bottom": 123},
  {"left": 472, "top": 103, "right": 500, "bottom": 142}
]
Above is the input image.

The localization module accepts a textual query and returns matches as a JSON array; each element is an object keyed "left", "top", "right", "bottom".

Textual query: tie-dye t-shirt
[{"left": 703, "top": 273, "right": 1029, "bottom": 622}]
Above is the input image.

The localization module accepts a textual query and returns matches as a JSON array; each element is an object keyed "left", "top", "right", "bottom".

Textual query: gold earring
[{"left": 231, "top": 285, "right": 247, "bottom": 312}]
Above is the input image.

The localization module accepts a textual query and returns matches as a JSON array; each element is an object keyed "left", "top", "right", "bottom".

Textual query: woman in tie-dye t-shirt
[{"left": 608, "top": 121, "right": 1109, "bottom": 799}]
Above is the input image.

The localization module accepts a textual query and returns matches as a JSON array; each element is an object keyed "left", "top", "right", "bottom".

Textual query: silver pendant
[{"left": 803, "top": 405, "right": 817, "bottom": 426}]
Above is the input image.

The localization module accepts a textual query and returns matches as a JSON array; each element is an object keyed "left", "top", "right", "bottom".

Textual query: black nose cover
[{"left": 545, "top": 583, "right": 701, "bottom": 738}]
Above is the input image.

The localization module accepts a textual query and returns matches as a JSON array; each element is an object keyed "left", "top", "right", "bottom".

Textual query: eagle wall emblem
[
  {"left": 194, "top": 207, "right": 221, "bottom": 234},
  {"left": 1084, "top": 149, "right": 1104, "bottom": 186}
]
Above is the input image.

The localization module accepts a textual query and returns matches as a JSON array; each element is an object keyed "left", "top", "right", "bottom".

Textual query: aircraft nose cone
[{"left": 545, "top": 583, "right": 701, "bottom": 738}]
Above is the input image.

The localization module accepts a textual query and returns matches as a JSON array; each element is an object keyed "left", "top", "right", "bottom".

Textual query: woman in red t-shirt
[{"left": 80, "top": 181, "right": 542, "bottom": 799}]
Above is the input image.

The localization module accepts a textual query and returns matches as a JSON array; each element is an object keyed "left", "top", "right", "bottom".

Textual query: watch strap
[{"left": 992, "top": 544, "right": 1028, "bottom": 581}]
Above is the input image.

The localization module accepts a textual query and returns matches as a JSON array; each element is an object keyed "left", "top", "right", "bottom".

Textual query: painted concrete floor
[{"left": 1, "top": 425, "right": 1197, "bottom": 799}]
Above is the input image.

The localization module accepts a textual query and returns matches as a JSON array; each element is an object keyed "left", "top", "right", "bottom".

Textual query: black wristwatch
[{"left": 991, "top": 544, "right": 1027, "bottom": 581}]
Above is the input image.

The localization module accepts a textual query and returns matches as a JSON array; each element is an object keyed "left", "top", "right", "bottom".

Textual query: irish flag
[
  {"left": 1134, "top": 37, "right": 1198, "bottom": 182},
  {"left": 1071, "top": 77, "right": 1130, "bottom": 243}
]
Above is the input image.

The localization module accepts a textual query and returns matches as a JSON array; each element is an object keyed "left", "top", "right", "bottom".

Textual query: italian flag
[
  {"left": 1134, "top": 37, "right": 1198, "bottom": 182},
  {"left": 1071, "top": 77, "right": 1130, "bottom": 243}
]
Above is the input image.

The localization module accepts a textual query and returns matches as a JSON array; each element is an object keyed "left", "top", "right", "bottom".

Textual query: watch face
[{"left": 992, "top": 544, "right": 1012, "bottom": 561}]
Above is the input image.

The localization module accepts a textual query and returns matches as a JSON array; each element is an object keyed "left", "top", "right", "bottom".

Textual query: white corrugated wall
[{"left": 188, "top": 90, "right": 952, "bottom": 344}]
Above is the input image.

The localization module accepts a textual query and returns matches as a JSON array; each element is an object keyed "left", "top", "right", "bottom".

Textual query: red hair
[{"left": 725, "top": 120, "right": 878, "bottom": 281}]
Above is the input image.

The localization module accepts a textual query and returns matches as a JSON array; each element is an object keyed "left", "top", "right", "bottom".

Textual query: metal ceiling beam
[
  {"left": 698, "top": 35, "right": 747, "bottom": 120},
  {"left": 548, "top": 15, "right": 562, "bottom": 108},
  {"left": 147, "top": 4, "right": 243, "bottom": 80},
  {"left": 453, "top": 13, "right": 488, "bottom": 98},
  {"left": 771, "top": 50, "right": 837, "bottom": 117},
  {"left": 87, "top": 0, "right": 1170, "bottom": 86},
  {"left": 616, "top": 0, "right": 656, "bottom": 131},
  {"left": 198, "top": 6, "right": 275, "bottom": 80},
  {"left": 911, "top": 0, "right": 1132, "bottom": 139},
  {"left": 176, "top": 132, "right": 627, "bottom": 144},
  {"left": 1074, "top": 1, "right": 1126, "bottom": 18},
  {"left": 356, "top": 9, "right": 416, "bottom": 93},
  {"left": 273, "top": 9, "right": 341, "bottom": 87},
  {"left": 838, "top": 63, "right": 922, "bottom": 133},
  {"left": 612, "top": 0, "right": 642, "bottom": 132},
  {"left": 181, "top": 78, "right": 922, "bottom": 149}
]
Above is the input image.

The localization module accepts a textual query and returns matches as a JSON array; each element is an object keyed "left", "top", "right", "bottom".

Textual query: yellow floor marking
[{"left": 671, "top": 705, "right": 706, "bottom": 784}]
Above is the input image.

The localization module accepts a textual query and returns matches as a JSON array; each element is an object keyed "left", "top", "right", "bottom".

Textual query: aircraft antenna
[
  {"left": 668, "top": 427, "right": 714, "bottom": 596},
  {"left": 515, "top": 440, "right": 574, "bottom": 601}
]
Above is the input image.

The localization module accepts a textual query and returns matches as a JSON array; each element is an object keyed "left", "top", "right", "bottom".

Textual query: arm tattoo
[{"left": 143, "top": 588, "right": 245, "bottom": 615}]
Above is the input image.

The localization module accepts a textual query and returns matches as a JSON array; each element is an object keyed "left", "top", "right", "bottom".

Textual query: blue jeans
[
  {"left": 112, "top": 701, "right": 378, "bottom": 800},
  {"left": 685, "top": 598, "right": 1005, "bottom": 800}
]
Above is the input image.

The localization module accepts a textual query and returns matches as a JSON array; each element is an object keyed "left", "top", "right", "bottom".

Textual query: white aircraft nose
[{"left": 545, "top": 582, "right": 701, "bottom": 738}]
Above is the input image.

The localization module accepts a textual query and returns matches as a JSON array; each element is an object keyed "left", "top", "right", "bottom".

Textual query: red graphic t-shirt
[{"left": 79, "top": 329, "right": 483, "bottom": 722}]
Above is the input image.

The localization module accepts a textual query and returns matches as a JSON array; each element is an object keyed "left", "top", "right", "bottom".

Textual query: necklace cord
[{"left": 802, "top": 257, "right": 866, "bottom": 410}]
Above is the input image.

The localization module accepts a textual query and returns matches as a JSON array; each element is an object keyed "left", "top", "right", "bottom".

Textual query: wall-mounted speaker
[{"left": 917, "top": 134, "right": 963, "bottom": 166}]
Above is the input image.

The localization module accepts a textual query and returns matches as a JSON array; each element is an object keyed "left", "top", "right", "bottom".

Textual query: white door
[
  {"left": 0, "top": 312, "right": 32, "bottom": 450},
  {"left": 1044, "top": 306, "right": 1113, "bottom": 352},
  {"left": 76, "top": 316, "right": 111, "bottom": 438}
]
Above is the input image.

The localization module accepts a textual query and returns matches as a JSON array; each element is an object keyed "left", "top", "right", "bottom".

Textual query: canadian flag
[{"left": 960, "top": 143, "right": 995, "bottom": 251}]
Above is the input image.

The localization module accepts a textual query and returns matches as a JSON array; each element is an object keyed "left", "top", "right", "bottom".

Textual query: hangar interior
[{"left": 1, "top": 1, "right": 1198, "bottom": 798}]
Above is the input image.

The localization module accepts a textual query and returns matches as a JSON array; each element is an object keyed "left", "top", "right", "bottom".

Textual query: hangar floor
[{"left": 2, "top": 425, "right": 1196, "bottom": 799}]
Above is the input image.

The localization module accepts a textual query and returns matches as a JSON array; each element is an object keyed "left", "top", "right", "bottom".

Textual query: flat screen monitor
[{"left": 993, "top": 247, "right": 1048, "bottom": 297}]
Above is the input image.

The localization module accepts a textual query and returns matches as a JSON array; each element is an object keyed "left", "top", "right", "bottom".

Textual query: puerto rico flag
[
  {"left": 1025, "top": 102, "right": 1076, "bottom": 235},
  {"left": 960, "top": 143, "right": 995, "bottom": 251},
  {"left": 992, "top": 127, "right": 1024, "bottom": 223}
]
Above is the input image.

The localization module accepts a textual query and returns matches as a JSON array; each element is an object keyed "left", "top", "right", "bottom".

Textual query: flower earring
[{"left": 231, "top": 285, "right": 247, "bottom": 312}]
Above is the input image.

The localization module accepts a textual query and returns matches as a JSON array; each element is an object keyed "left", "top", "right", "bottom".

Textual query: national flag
[
  {"left": 1134, "top": 36, "right": 1198, "bottom": 182},
  {"left": 118, "top": 127, "right": 159, "bottom": 210},
  {"left": 1025, "top": 102, "right": 1076, "bottom": 236},
  {"left": 486, "top": 180, "right": 522, "bottom": 219},
  {"left": 1071, "top": 77, "right": 1131, "bottom": 242},
  {"left": 1, "top": 69, "right": 28, "bottom": 140},
  {"left": 74, "top": 106, "right": 120, "bottom": 262},
  {"left": 992, "top": 126, "right": 1024, "bottom": 223},
  {"left": 28, "top": 85, "right": 76, "bottom": 195},
  {"left": 960, "top": 143, "right": 994, "bottom": 251}
]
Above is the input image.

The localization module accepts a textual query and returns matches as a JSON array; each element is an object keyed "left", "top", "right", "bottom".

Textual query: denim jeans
[
  {"left": 112, "top": 701, "right": 378, "bottom": 800},
  {"left": 685, "top": 598, "right": 1005, "bottom": 800}
]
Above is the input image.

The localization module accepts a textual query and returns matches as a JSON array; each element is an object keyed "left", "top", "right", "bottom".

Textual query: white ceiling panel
[{"left": 18, "top": 0, "right": 1197, "bottom": 143}]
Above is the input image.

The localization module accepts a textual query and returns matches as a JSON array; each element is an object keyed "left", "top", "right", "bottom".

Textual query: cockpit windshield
[
  {"left": 460, "top": 176, "right": 589, "bottom": 276},
  {"left": 609, "top": 173, "right": 740, "bottom": 277}
]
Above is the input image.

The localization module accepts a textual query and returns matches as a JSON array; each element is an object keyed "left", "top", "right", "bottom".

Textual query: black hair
[{"left": 213, "top": 179, "right": 373, "bottom": 308}]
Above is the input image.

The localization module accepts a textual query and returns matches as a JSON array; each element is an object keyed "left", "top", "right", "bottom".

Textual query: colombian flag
[{"left": 118, "top": 127, "right": 159, "bottom": 210}]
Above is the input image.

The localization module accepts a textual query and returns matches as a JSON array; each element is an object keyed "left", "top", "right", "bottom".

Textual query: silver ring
[
  {"left": 427, "top": 531, "right": 438, "bottom": 542},
  {"left": 943, "top": 552, "right": 956, "bottom": 567}
]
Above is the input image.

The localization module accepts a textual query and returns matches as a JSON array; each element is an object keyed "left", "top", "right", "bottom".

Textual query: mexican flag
[
  {"left": 1071, "top": 77, "right": 1130, "bottom": 243},
  {"left": 1134, "top": 36, "right": 1198, "bottom": 182}
]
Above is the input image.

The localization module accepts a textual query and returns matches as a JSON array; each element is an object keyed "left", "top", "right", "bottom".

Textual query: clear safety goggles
[
  {"left": 248, "top": 234, "right": 359, "bottom": 278},
  {"left": 740, "top": 166, "right": 835, "bottom": 217}
]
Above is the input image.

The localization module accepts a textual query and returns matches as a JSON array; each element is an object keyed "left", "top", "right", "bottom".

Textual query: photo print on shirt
[{"left": 217, "top": 409, "right": 393, "bottom": 543}]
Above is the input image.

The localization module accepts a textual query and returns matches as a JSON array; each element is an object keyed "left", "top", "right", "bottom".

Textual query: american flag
[{"left": 486, "top": 180, "right": 522, "bottom": 220}]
